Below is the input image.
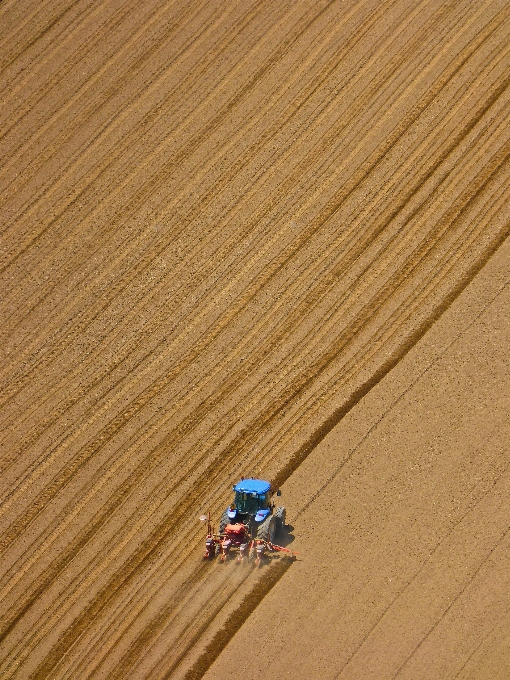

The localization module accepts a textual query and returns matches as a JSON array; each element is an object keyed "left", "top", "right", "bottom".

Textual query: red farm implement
[{"left": 201, "top": 514, "right": 295, "bottom": 566}]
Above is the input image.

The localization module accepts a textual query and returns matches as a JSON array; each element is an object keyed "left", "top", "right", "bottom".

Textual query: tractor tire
[
  {"left": 274, "top": 507, "right": 286, "bottom": 536},
  {"left": 256, "top": 515, "right": 276, "bottom": 543},
  {"left": 219, "top": 510, "right": 229, "bottom": 535}
]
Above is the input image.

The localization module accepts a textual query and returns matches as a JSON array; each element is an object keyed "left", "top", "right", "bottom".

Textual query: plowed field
[{"left": 1, "top": 1, "right": 509, "bottom": 678}]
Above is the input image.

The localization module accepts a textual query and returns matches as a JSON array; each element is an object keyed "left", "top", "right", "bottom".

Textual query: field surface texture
[{"left": 0, "top": 0, "right": 509, "bottom": 678}]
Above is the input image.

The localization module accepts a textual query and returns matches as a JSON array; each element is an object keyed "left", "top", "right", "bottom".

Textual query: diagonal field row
[
  {"left": 200, "top": 245, "right": 510, "bottom": 680},
  {"left": 0, "top": 0, "right": 509, "bottom": 678}
]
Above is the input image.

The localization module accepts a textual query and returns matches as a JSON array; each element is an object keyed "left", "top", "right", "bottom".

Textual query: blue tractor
[{"left": 219, "top": 477, "right": 286, "bottom": 543}]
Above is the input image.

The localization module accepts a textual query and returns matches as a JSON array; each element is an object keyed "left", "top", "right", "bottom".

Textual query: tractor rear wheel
[
  {"left": 274, "top": 506, "right": 286, "bottom": 536},
  {"left": 256, "top": 516, "right": 275, "bottom": 543},
  {"left": 219, "top": 510, "right": 229, "bottom": 535}
]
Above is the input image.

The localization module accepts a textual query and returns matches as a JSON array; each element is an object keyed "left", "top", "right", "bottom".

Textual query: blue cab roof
[{"left": 234, "top": 478, "right": 271, "bottom": 494}]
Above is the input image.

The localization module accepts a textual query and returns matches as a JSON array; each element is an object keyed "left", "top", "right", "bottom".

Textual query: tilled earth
[
  {"left": 0, "top": 1, "right": 509, "bottom": 678},
  {"left": 202, "top": 239, "right": 510, "bottom": 680}
]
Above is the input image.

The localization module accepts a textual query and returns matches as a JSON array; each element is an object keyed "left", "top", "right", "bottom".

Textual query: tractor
[
  {"left": 221, "top": 477, "right": 285, "bottom": 542},
  {"left": 202, "top": 477, "right": 293, "bottom": 564}
]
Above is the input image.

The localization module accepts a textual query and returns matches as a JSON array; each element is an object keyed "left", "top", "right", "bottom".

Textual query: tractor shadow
[{"left": 276, "top": 523, "right": 295, "bottom": 548}]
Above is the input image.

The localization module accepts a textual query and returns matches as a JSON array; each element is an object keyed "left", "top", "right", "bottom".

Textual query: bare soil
[
  {"left": 0, "top": 1, "right": 509, "bottom": 678},
  {"left": 202, "top": 236, "right": 510, "bottom": 680}
]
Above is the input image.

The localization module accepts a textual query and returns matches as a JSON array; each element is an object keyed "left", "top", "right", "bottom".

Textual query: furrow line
[
  {"left": 0, "top": 0, "right": 255, "bottom": 215},
  {"left": 0, "top": 0, "right": 480, "bottom": 414},
  {"left": 0, "top": 0, "right": 189, "bottom": 187},
  {"left": 0, "top": 0, "right": 144, "bottom": 139},
  {"left": 0, "top": 0, "right": 411, "bottom": 394},
  {"left": 0, "top": 0, "right": 429, "bottom": 441},
  {"left": 265, "top": 176, "right": 510, "bottom": 484},
  {"left": 0, "top": 11, "right": 506, "bottom": 540},
  {"left": 6, "top": 137, "right": 506, "bottom": 668},
  {"left": 0, "top": 0, "right": 82, "bottom": 72},
  {"left": 0, "top": 0, "right": 310, "bottom": 269}
]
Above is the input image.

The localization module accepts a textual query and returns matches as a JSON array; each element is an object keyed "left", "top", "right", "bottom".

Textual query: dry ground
[
  {"left": 0, "top": 1, "right": 509, "bottom": 678},
  {"left": 203, "top": 235, "right": 510, "bottom": 680}
]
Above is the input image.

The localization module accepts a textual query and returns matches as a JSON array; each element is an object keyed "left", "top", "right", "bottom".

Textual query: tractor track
[
  {"left": 0, "top": 0, "right": 506, "bottom": 588},
  {"left": 0, "top": 0, "right": 502, "bottom": 468},
  {"left": 0, "top": 0, "right": 340, "bottom": 392},
  {"left": 0, "top": 0, "right": 448, "bottom": 348},
  {"left": 0, "top": 0, "right": 502, "bottom": 414},
  {"left": 0, "top": 0, "right": 320, "bottom": 273},
  {"left": 1, "top": 3, "right": 506, "bottom": 524},
  {"left": 1, "top": 0, "right": 509, "bottom": 677},
  {"left": 1, "top": 58, "right": 506, "bottom": 560}
]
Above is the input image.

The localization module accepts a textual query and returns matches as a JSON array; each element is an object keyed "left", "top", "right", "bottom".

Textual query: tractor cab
[{"left": 228, "top": 478, "right": 272, "bottom": 526}]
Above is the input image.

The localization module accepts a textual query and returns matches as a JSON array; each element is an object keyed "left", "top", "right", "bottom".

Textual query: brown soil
[
  {"left": 0, "top": 1, "right": 508, "bottom": 678},
  {"left": 202, "top": 237, "right": 510, "bottom": 680}
]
